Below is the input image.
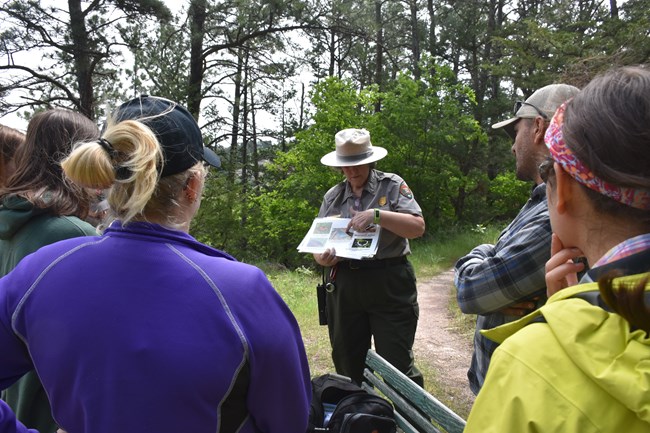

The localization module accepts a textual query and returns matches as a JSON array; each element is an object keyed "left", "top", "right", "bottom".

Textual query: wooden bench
[{"left": 362, "top": 350, "right": 466, "bottom": 433}]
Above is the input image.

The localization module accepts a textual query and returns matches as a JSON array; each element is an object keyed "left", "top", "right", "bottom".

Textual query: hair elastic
[
  {"left": 98, "top": 138, "right": 116, "bottom": 159},
  {"left": 97, "top": 138, "right": 131, "bottom": 180}
]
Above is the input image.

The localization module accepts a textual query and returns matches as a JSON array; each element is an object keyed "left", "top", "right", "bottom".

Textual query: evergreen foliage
[
  {"left": 194, "top": 64, "right": 519, "bottom": 267},
  {"left": 0, "top": 0, "right": 646, "bottom": 267}
]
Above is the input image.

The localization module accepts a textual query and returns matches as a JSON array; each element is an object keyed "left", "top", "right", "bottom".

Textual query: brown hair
[
  {"left": 0, "top": 124, "right": 25, "bottom": 186},
  {"left": 2, "top": 109, "right": 99, "bottom": 217},
  {"left": 599, "top": 272, "right": 650, "bottom": 334},
  {"left": 562, "top": 66, "right": 650, "bottom": 223}
]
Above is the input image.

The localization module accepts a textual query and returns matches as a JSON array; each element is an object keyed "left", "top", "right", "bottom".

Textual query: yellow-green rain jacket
[{"left": 465, "top": 273, "right": 650, "bottom": 432}]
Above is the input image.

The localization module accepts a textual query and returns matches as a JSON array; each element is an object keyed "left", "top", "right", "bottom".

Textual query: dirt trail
[{"left": 413, "top": 268, "right": 475, "bottom": 416}]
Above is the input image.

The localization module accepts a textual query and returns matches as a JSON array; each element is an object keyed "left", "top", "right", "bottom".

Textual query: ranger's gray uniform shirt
[{"left": 317, "top": 169, "right": 422, "bottom": 259}]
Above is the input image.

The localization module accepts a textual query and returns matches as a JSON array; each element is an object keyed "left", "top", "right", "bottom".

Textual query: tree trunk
[
  {"left": 609, "top": 0, "right": 618, "bottom": 18},
  {"left": 299, "top": 82, "right": 305, "bottom": 130},
  {"left": 490, "top": 0, "right": 504, "bottom": 101},
  {"left": 281, "top": 81, "right": 287, "bottom": 152},
  {"left": 250, "top": 83, "right": 259, "bottom": 187},
  {"left": 374, "top": 0, "right": 383, "bottom": 112},
  {"left": 241, "top": 51, "right": 250, "bottom": 196},
  {"left": 329, "top": 29, "right": 336, "bottom": 77},
  {"left": 409, "top": 0, "right": 421, "bottom": 80},
  {"left": 188, "top": 0, "right": 207, "bottom": 118},
  {"left": 474, "top": 0, "right": 498, "bottom": 124},
  {"left": 427, "top": 0, "right": 436, "bottom": 58},
  {"left": 68, "top": 0, "right": 94, "bottom": 118},
  {"left": 228, "top": 47, "right": 244, "bottom": 185}
]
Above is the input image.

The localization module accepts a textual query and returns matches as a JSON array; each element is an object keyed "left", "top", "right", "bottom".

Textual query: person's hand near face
[{"left": 544, "top": 233, "right": 586, "bottom": 297}]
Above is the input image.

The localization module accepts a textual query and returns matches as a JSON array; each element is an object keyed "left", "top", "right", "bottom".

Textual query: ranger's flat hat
[{"left": 320, "top": 128, "right": 387, "bottom": 167}]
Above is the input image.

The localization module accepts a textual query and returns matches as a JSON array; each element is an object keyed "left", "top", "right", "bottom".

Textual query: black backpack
[{"left": 307, "top": 373, "right": 397, "bottom": 433}]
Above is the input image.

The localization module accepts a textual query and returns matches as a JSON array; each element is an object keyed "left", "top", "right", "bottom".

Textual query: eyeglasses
[
  {"left": 538, "top": 157, "right": 555, "bottom": 183},
  {"left": 514, "top": 101, "right": 549, "bottom": 120}
]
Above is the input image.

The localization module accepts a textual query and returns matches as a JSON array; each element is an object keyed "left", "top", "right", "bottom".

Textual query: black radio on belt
[
  {"left": 316, "top": 267, "right": 330, "bottom": 326},
  {"left": 316, "top": 282, "right": 328, "bottom": 326}
]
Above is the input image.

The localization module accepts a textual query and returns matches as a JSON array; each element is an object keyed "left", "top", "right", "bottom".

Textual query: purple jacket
[{"left": 0, "top": 222, "right": 311, "bottom": 433}]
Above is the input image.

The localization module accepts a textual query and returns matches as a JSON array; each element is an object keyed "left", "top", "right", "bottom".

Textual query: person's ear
[
  {"left": 183, "top": 172, "right": 203, "bottom": 203},
  {"left": 552, "top": 162, "right": 573, "bottom": 215},
  {"left": 533, "top": 117, "right": 547, "bottom": 146}
]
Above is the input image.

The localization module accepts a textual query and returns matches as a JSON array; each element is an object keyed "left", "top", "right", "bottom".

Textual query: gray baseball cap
[{"left": 492, "top": 84, "right": 580, "bottom": 138}]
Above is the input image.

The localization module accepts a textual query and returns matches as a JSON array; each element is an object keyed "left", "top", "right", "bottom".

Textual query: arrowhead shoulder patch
[{"left": 400, "top": 182, "right": 413, "bottom": 199}]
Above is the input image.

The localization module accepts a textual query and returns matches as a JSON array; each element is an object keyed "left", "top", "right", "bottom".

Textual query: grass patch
[
  {"left": 447, "top": 287, "right": 477, "bottom": 341},
  {"left": 430, "top": 225, "right": 501, "bottom": 339},
  {"left": 409, "top": 225, "right": 500, "bottom": 280},
  {"left": 267, "top": 266, "right": 335, "bottom": 376}
]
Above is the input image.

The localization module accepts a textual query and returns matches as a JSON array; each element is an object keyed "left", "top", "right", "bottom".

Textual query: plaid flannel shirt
[{"left": 454, "top": 183, "right": 551, "bottom": 394}]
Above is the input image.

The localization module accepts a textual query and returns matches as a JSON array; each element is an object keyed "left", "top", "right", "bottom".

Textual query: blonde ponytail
[{"left": 62, "top": 119, "right": 163, "bottom": 225}]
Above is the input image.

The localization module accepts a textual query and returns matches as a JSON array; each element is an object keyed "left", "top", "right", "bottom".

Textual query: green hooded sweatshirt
[{"left": 0, "top": 194, "right": 97, "bottom": 433}]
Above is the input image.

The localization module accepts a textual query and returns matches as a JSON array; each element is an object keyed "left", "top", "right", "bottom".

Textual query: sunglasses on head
[
  {"left": 514, "top": 101, "right": 550, "bottom": 120},
  {"left": 538, "top": 157, "right": 555, "bottom": 183}
]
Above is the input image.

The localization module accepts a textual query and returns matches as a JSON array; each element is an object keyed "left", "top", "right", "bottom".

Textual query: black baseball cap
[{"left": 113, "top": 95, "right": 221, "bottom": 177}]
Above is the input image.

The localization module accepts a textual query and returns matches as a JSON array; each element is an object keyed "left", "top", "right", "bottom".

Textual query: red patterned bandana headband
[{"left": 544, "top": 101, "right": 650, "bottom": 210}]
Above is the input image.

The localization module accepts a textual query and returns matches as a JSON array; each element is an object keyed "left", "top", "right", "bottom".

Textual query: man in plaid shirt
[{"left": 454, "top": 84, "right": 579, "bottom": 395}]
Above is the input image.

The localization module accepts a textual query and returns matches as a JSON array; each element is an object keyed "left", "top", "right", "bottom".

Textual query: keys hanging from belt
[{"left": 326, "top": 264, "right": 337, "bottom": 292}]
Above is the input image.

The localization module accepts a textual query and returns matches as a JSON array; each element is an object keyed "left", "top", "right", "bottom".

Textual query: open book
[{"left": 297, "top": 217, "right": 380, "bottom": 260}]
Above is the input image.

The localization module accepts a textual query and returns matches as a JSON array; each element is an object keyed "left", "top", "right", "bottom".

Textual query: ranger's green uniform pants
[{"left": 326, "top": 257, "right": 423, "bottom": 386}]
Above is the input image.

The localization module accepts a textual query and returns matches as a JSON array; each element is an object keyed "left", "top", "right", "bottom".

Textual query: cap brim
[
  {"left": 203, "top": 147, "right": 221, "bottom": 168},
  {"left": 320, "top": 146, "right": 387, "bottom": 167},
  {"left": 492, "top": 117, "right": 520, "bottom": 139},
  {"left": 491, "top": 116, "right": 519, "bottom": 130}
]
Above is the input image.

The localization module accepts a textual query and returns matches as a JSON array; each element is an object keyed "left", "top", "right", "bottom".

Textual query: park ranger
[{"left": 313, "top": 128, "right": 426, "bottom": 386}]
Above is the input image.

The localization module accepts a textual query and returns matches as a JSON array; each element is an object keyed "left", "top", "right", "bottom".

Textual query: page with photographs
[{"left": 297, "top": 217, "right": 380, "bottom": 259}]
